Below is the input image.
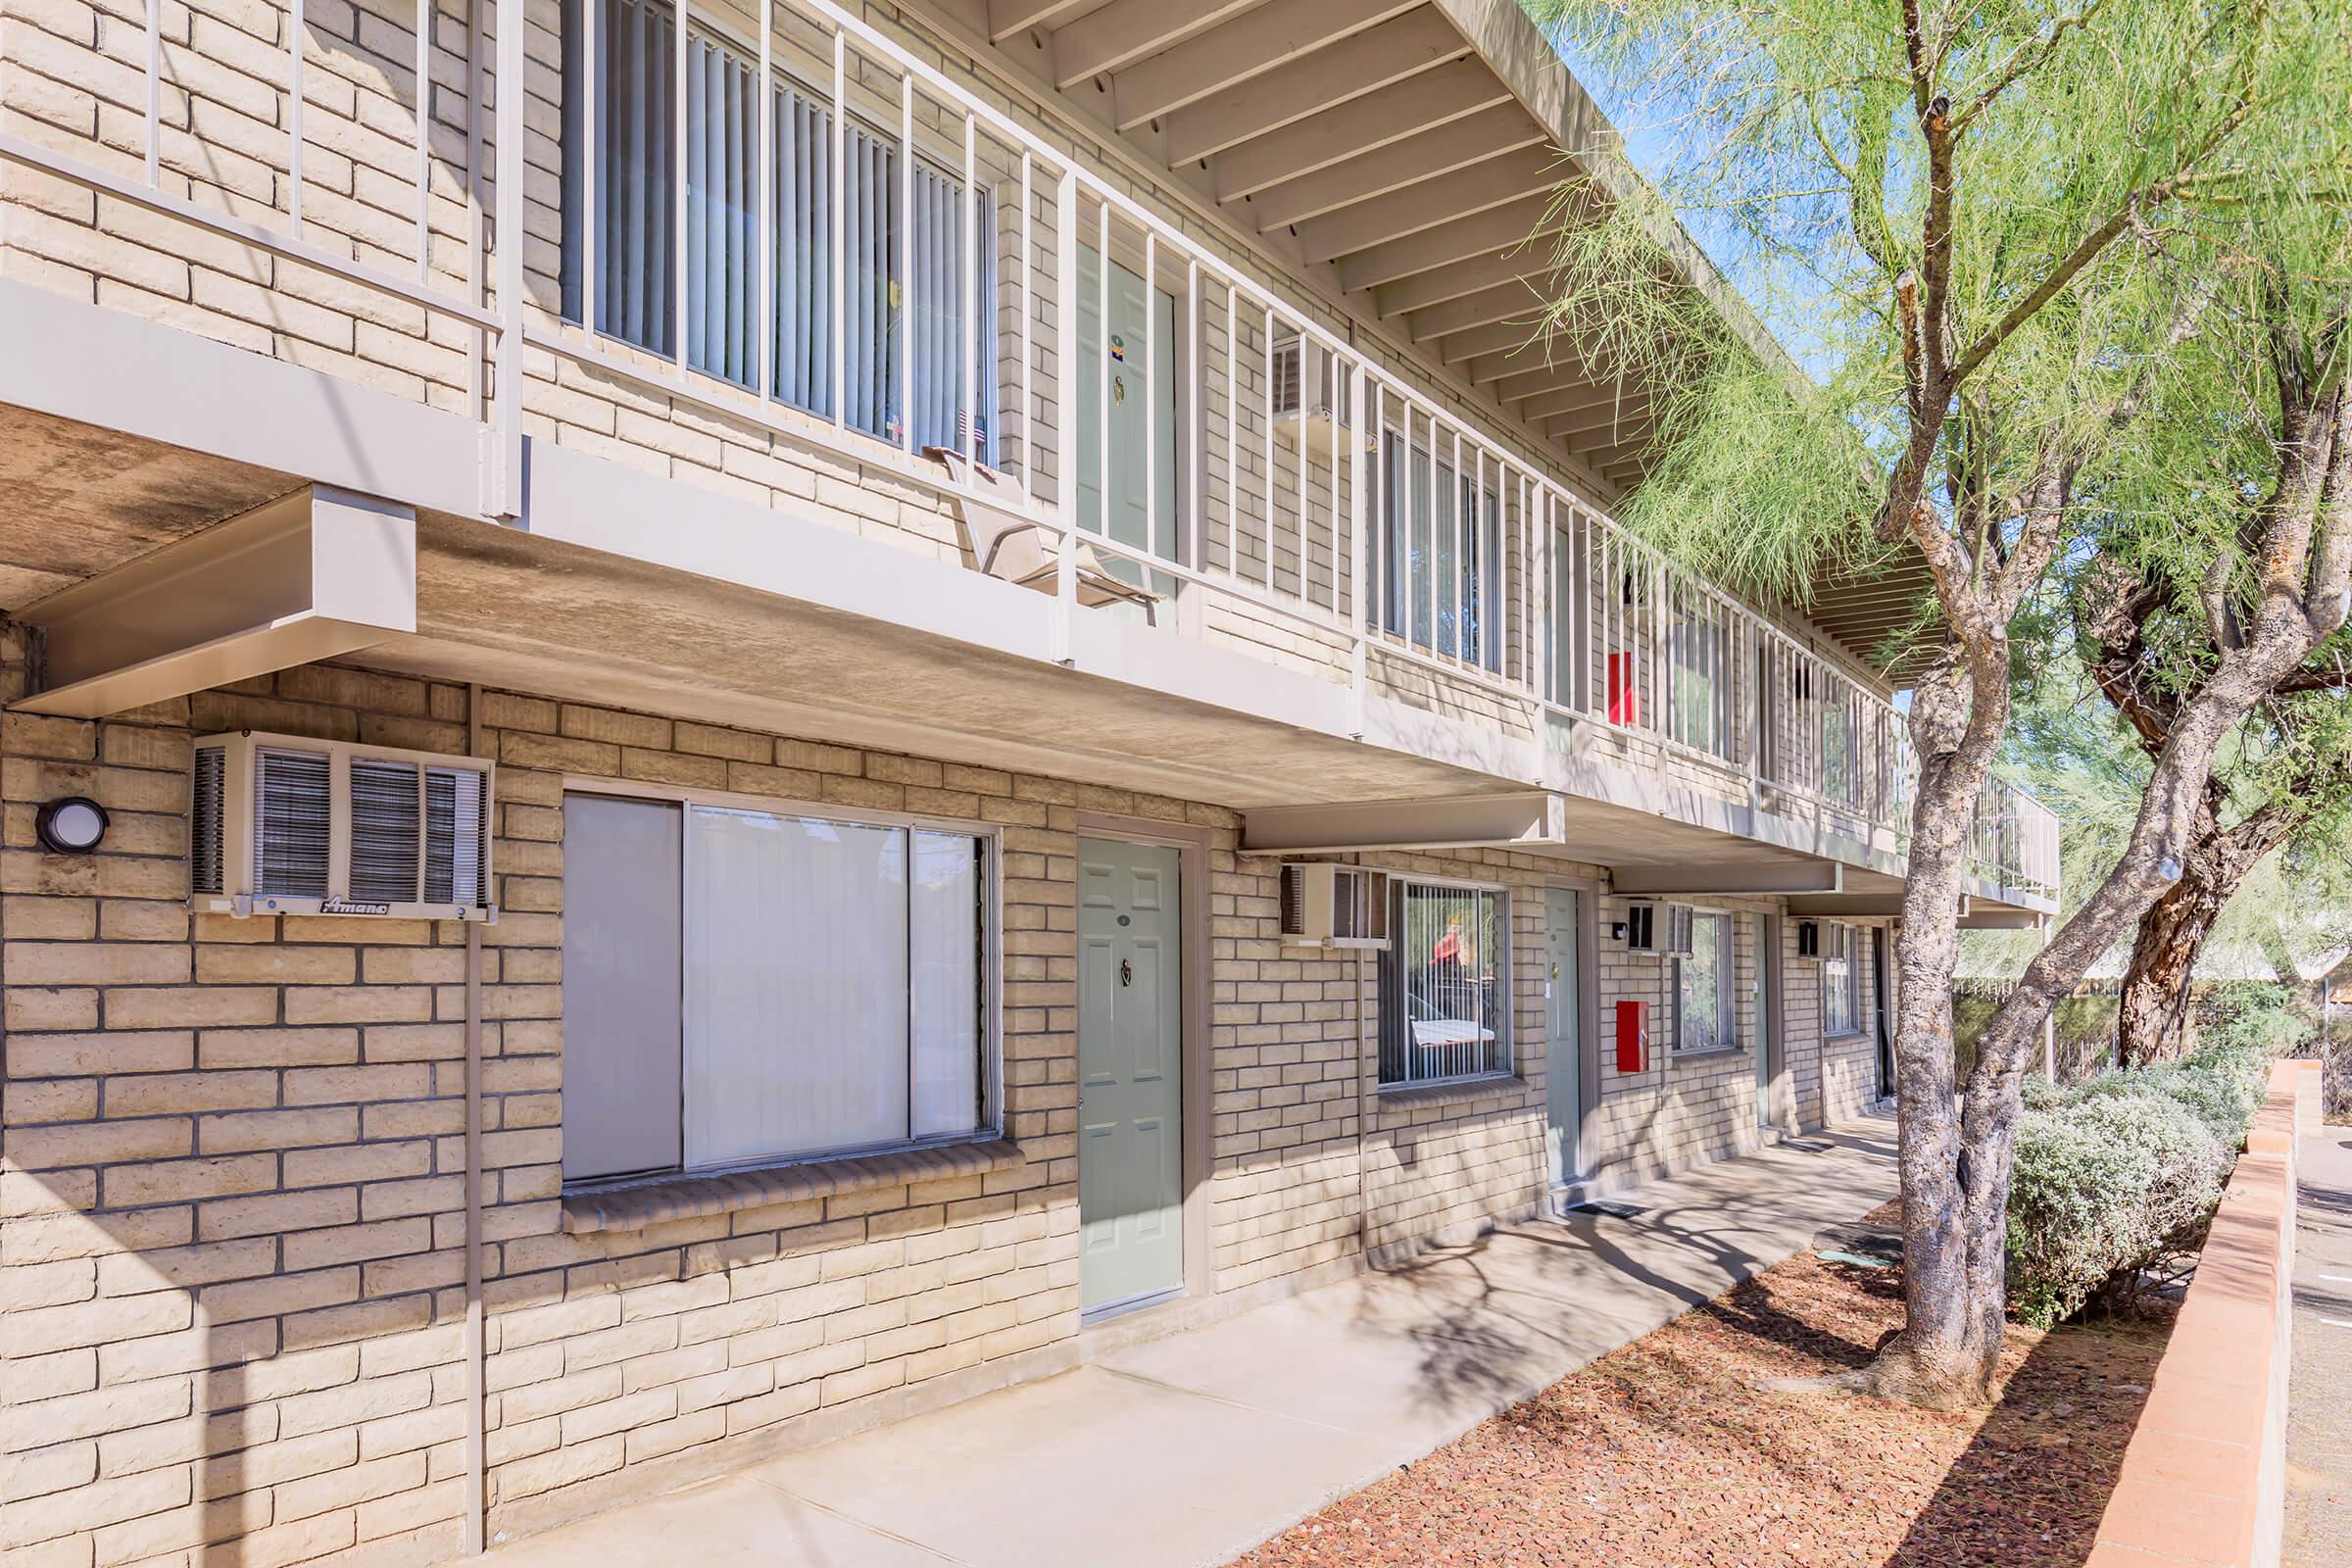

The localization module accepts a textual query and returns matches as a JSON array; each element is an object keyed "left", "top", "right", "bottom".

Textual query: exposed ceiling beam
[
  {"left": 1516, "top": 379, "right": 1635, "bottom": 420},
  {"left": 1054, "top": 0, "right": 1262, "bottom": 88},
  {"left": 1214, "top": 60, "right": 1511, "bottom": 202},
  {"left": 1114, "top": 0, "right": 1422, "bottom": 127},
  {"left": 1335, "top": 192, "right": 1556, "bottom": 292},
  {"left": 1403, "top": 278, "right": 1552, "bottom": 342},
  {"left": 1244, "top": 108, "right": 1546, "bottom": 233},
  {"left": 1435, "top": 317, "right": 1557, "bottom": 367},
  {"left": 1369, "top": 245, "right": 1545, "bottom": 318},
  {"left": 1162, "top": 9, "right": 1464, "bottom": 164},
  {"left": 989, "top": 0, "right": 1106, "bottom": 43},
  {"left": 1297, "top": 144, "right": 1557, "bottom": 266},
  {"left": 1542, "top": 397, "right": 1657, "bottom": 439}
]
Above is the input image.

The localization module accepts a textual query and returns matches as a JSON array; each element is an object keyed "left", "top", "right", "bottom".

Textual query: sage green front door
[
  {"left": 1544, "top": 887, "right": 1583, "bottom": 1184},
  {"left": 1077, "top": 838, "right": 1184, "bottom": 1312},
  {"left": 1076, "top": 245, "right": 1180, "bottom": 600}
]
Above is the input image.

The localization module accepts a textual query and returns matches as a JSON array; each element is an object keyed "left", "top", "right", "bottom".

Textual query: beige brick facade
[{"left": 0, "top": 643, "right": 1899, "bottom": 1565}]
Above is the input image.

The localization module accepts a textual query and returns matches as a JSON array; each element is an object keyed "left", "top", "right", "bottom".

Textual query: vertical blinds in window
[{"left": 574, "top": 0, "right": 996, "bottom": 456}]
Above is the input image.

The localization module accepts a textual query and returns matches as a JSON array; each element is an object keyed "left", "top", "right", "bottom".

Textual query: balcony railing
[{"left": 0, "top": 0, "right": 2057, "bottom": 904}]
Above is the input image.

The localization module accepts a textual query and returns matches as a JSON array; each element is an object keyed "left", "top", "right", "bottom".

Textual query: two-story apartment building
[{"left": 0, "top": 0, "right": 2058, "bottom": 1560}]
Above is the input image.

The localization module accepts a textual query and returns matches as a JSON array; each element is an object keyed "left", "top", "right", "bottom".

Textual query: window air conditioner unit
[
  {"left": 1796, "top": 919, "right": 1821, "bottom": 958},
  {"left": 1278, "top": 862, "right": 1389, "bottom": 949},
  {"left": 188, "top": 732, "right": 497, "bottom": 921},
  {"left": 1269, "top": 336, "right": 1370, "bottom": 461},
  {"left": 1664, "top": 905, "right": 1695, "bottom": 957},
  {"left": 1624, "top": 902, "right": 1693, "bottom": 956}
]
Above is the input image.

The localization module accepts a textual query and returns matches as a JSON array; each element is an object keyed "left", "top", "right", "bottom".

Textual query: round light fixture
[{"left": 35, "top": 796, "right": 109, "bottom": 855}]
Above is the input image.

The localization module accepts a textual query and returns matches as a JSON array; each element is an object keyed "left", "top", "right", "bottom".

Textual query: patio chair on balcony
[{"left": 922, "top": 448, "right": 1161, "bottom": 626}]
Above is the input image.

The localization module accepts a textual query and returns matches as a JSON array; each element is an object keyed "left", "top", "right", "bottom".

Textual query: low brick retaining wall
[{"left": 2087, "top": 1059, "right": 2316, "bottom": 1568}]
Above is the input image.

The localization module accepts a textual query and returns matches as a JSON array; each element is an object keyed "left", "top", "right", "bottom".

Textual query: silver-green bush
[{"left": 2003, "top": 1018, "right": 2278, "bottom": 1327}]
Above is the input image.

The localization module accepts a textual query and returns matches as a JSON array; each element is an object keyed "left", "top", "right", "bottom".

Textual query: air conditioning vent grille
[
  {"left": 1271, "top": 339, "right": 1302, "bottom": 417},
  {"left": 255, "top": 748, "right": 331, "bottom": 898},
  {"left": 350, "top": 759, "right": 423, "bottom": 903},
  {"left": 190, "top": 746, "right": 226, "bottom": 897},
  {"left": 1279, "top": 863, "right": 1306, "bottom": 939},
  {"left": 425, "top": 764, "right": 489, "bottom": 906}
]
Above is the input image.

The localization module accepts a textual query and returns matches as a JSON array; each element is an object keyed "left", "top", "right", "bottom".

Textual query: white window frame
[
  {"left": 561, "top": 776, "right": 1004, "bottom": 1187},
  {"left": 1673, "top": 907, "right": 1737, "bottom": 1054},
  {"left": 1822, "top": 923, "right": 1859, "bottom": 1037},
  {"left": 1379, "top": 873, "right": 1514, "bottom": 1089}
]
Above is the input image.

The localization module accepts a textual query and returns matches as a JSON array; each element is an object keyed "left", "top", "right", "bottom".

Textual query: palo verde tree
[
  {"left": 1522, "top": 0, "right": 2352, "bottom": 1405},
  {"left": 2074, "top": 371, "right": 2352, "bottom": 1064}
]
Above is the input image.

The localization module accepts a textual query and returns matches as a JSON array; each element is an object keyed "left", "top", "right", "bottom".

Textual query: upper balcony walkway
[{"left": 0, "top": 0, "right": 2055, "bottom": 911}]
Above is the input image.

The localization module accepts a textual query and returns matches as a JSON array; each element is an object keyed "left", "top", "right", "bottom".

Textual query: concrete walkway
[
  {"left": 485, "top": 1120, "right": 1898, "bottom": 1568},
  {"left": 2285, "top": 1115, "right": 2352, "bottom": 1568}
]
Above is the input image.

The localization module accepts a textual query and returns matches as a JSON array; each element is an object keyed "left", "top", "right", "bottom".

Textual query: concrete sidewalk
[
  {"left": 483, "top": 1120, "right": 1898, "bottom": 1568},
  {"left": 2285, "top": 1113, "right": 2352, "bottom": 1568}
]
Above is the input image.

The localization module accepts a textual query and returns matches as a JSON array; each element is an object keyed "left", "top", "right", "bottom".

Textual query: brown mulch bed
[{"left": 1231, "top": 1209, "right": 2173, "bottom": 1568}]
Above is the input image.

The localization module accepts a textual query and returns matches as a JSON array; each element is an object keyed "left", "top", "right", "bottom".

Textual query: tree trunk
[
  {"left": 1835, "top": 656, "right": 2014, "bottom": 1410},
  {"left": 2115, "top": 796, "right": 2298, "bottom": 1066}
]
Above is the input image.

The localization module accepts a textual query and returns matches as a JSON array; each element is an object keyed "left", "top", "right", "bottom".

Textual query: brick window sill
[
  {"left": 1376, "top": 1074, "right": 1527, "bottom": 1110},
  {"left": 561, "top": 1138, "right": 1025, "bottom": 1234}
]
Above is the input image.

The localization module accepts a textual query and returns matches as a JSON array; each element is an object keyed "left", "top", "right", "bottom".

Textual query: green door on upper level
[
  {"left": 1076, "top": 245, "right": 1180, "bottom": 601},
  {"left": 1077, "top": 837, "right": 1185, "bottom": 1313}
]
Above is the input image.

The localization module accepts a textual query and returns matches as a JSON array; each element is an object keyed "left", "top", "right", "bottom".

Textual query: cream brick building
[{"left": 0, "top": 0, "right": 2056, "bottom": 1559}]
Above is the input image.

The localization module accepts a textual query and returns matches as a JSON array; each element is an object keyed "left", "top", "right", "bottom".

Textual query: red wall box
[{"left": 1615, "top": 999, "right": 1648, "bottom": 1074}]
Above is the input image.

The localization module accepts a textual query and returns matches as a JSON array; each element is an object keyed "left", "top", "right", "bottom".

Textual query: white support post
[
  {"left": 1348, "top": 362, "right": 1369, "bottom": 740},
  {"left": 416, "top": 0, "right": 432, "bottom": 281},
  {"left": 487, "top": 0, "right": 524, "bottom": 519},
  {"left": 961, "top": 112, "right": 976, "bottom": 463},
  {"left": 1186, "top": 257, "right": 1199, "bottom": 569},
  {"left": 829, "top": 29, "right": 845, "bottom": 429},
  {"left": 1261, "top": 304, "right": 1274, "bottom": 594},
  {"left": 1144, "top": 232, "right": 1157, "bottom": 561},
  {"left": 674, "top": 0, "right": 690, "bottom": 372},
  {"left": 144, "top": 0, "right": 161, "bottom": 183},
  {"left": 581, "top": 0, "right": 597, "bottom": 339},
  {"left": 757, "top": 0, "right": 772, "bottom": 400},
  {"left": 288, "top": 0, "right": 306, "bottom": 234},
  {"left": 1018, "top": 151, "right": 1032, "bottom": 483},
  {"left": 1224, "top": 284, "right": 1238, "bottom": 579},
  {"left": 1097, "top": 202, "right": 1110, "bottom": 546},
  {"left": 896, "top": 79, "right": 912, "bottom": 448},
  {"left": 1053, "top": 168, "right": 1079, "bottom": 664}
]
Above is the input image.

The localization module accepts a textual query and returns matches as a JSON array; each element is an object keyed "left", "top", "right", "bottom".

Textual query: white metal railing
[{"left": 0, "top": 0, "right": 2060, "bottom": 904}]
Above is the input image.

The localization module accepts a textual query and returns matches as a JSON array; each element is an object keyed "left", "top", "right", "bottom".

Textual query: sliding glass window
[{"left": 560, "top": 0, "right": 997, "bottom": 457}]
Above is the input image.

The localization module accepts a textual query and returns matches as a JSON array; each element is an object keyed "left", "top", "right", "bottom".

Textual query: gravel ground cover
[{"left": 1231, "top": 1220, "right": 2171, "bottom": 1568}]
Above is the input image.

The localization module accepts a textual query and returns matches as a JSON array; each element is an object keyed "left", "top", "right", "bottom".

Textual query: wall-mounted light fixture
[{"left": 35, "top": 796, "right": 108, "bottom": 855}]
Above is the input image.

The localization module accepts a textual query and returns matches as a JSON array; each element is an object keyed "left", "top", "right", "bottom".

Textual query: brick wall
[
  {"left": 0, "top": 641, "right": 1895, "bottom": 1565},
  {"left": 0, "top": 653, "right": 1605, "bottom": 1566}
]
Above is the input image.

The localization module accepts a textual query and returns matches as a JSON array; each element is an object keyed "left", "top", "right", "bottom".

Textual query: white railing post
[
  {"left": 288, "top": 0, "right": 306, "bottom": 234},
  {"left": 1348, "top": 362, "right": 1369, "bottom": 740},
  {"left": 1052, "top": 168, "right": 1079, "bottom": 665},
  {"left": 144, "top": 0, "right": 161, "bottom": 184},
  {"left": 485, "top": 0, "right": 524, "bottom": 520}
]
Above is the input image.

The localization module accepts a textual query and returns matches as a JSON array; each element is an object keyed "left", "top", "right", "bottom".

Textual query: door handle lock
[{"left": 1120, "top": 959, "right": 1133, "bottom": 988}]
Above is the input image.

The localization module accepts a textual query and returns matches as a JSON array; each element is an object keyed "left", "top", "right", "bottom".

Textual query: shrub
[
  {"left": 2007, "top": 1090, "right": 2229, "bottom": 1327},
  {"left": 2003, "top": 987, "right": 2284, "bottom": 1326}
]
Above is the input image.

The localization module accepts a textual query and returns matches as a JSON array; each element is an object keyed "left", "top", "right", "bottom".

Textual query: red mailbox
[{"left": 1615, "top": 999, "right": 1648, "bottom": 1074}]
